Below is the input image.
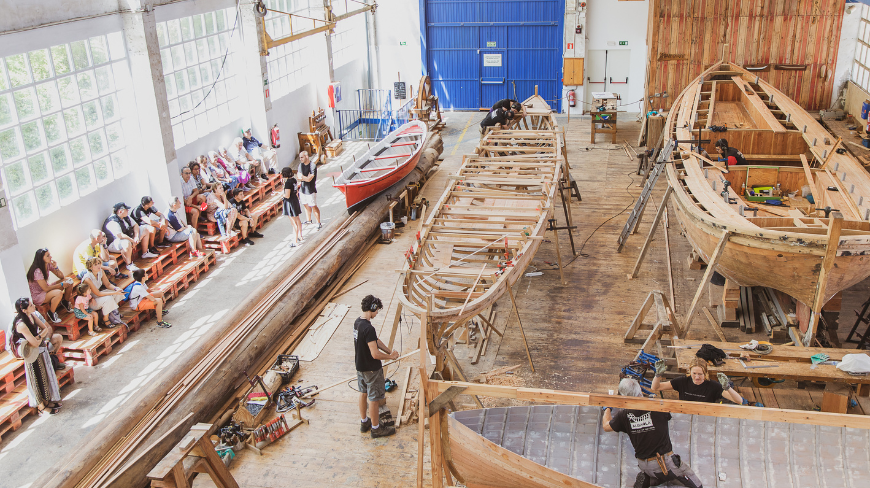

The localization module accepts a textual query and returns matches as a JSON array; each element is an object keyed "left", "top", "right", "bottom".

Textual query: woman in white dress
[{"left": 82, "top": 257, "right": 126, "bottom": 328}]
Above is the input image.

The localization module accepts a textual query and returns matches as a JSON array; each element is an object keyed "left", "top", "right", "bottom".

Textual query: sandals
[
  {"left": 38, "top": 404, "right": 60, "bottom": 415},
  {"left": 94, "top": 326, "right": 103, "bottom": 333},
  {"left": 88, "top": 331, "right": 96, "bottom": 337}
]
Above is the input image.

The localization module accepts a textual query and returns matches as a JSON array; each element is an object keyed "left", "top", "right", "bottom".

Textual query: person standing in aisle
[
  {"left": 354, "top": 295, "right": 399, "bottom": 438},
  {"left": 297, "top": 151, "right": 321, "bottom": 229}
]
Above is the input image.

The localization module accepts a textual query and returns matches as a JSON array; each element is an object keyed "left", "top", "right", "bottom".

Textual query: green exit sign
[
  {"left": 619, "top": 41, "right": 628, "bottom": 46},
  {"left": 399, "top": 41, "right": 406, "bottom": 46},
  {"left": 486, "top": 41, "right": 497, "bottom": 47}
]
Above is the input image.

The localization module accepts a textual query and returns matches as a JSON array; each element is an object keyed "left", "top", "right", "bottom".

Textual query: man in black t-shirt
[
  {"left": 479, "top": 107, "right": 513, "bottom": 137},
  {"left": 354, "top": 295, "right": 399, "bottom": 438},
  {"left": 604, "top": 378, "right": 703, "bottom": 488},
  {"left": 297, "top": 151, "right": 322, "bottom": 230}
]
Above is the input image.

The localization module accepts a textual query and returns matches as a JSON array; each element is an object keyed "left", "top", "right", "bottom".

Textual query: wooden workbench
[{"left": 674, "top": 339, "right": 870, "bottom": 394}]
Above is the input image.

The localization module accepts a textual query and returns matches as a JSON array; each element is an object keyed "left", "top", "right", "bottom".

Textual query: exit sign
[
  {"left": 399, "top": 41, "right": 406, "bottom": 45},
  {"left": 619, "top": 41, "right": 628, "bottom": 46}
]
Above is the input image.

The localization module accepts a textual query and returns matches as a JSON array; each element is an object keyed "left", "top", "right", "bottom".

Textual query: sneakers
[
  {"left": 157, "top": 320, "right": 172, "bottom": 328},
  {"left": 60, "top": 299, "right": 74, "bottom": 313},
  {"left": 249, "top": 231, "right": 264, "bottom": 238},
  {"left": 317, "top": 223, "right": 322, "bottom": 230},
  {"left": 126, "top": 264, "right": 139, "bottom": 271},
  {"left": 142, "top": 251, "right": 158, "bottom": 258},
  {"left": 114, "top": 272, "right": 129, "bottom": 280},
  {"left": 289, "top": 242, "right": 298, "bottom": 248},
  {"left": 162, "top": 309, "right": 170, "bottom": 317},
  {"left": 360, "top": 417, "right": 372, "bottom": 433},
  {"left": 302, "top": 220, "right": 312, "bottom": 225},
  {"left": 370, "top": 423, "right": 396, "bottom": 438},
  {"left": 156, "top": 242, "right": 171, "bottom": 248},
  {"left": 260, "top": 173, "right": 268, "bottom": 179},
  {"left": 48, "top": 310, "right": 61, "bottom": 323},
  {"left": 379, "top": 410, "right": 395, "bottom": 428},
  {"left": 243, "top": 238, "right": 255, "bottom": 245}
]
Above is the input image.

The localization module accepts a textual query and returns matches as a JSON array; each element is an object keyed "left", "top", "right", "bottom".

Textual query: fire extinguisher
[
  {"left": 567, "top": 89, "right": 576, "bottom": 107},
  {"left": 270, "top": 123, "right": 280, "bottom": 148}
]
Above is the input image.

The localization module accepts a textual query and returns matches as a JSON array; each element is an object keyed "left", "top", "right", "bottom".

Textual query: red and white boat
[{"left": 333, "top": 120, "right": 428, "bottom": 212}]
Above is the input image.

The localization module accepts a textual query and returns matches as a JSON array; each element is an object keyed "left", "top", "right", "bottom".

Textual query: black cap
[{"left": 113, "top": 202, "right": 130, "bottom": 213}]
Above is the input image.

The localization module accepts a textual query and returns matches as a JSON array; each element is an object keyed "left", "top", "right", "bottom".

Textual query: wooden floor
[
  {"left": 710, "top": 101, "right": 757, "bottom": 128},
  {"left": 191, "top": 114, "right": 870, "bottom": 488}
]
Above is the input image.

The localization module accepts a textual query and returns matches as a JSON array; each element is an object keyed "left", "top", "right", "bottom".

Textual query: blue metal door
[{"left": 423, "top": 0, "right": 563, "bottom": 112}]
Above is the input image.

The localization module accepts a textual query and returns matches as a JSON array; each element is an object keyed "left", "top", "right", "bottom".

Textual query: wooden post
[
  {"left": 507, "top": 283, "right": 535, "bottom": 372},
  {"left": 417, "top": 299, "right": 429, "bottom": 488},
  {"left": 629, "top": 186, "right": 673, "bottom": 279},
  {"left": 683, "top": 232, "right": 731, "bottom": 337},
  {"left": 664, "top": 208, "right": 675, "bottom": 312},
  {"left": 550, "top": 220, "right": 567, "bottom": 285},
  {"left": 428, "top": 381, "right": 445, "bottom": 488},
  {"left": 804, "top": 212, "right": 843, "bottom": 347},
  {"left": 387, "top": 301, "right": 403, "bottom": 350}
]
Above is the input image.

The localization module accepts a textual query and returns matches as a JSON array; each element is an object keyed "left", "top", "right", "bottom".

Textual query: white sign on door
[{"left": 483, "top": 54, "right": 502, "bottom": 67}]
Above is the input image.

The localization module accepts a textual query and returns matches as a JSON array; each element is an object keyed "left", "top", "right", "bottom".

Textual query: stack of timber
[
  {"left": 663, "top": 61, "right": 870, "bottom": 346},
  {"left": 34, "top": 133, "right": 444, "bottom": 488},
  {"left": 399, "top": 92, "right": 562, "bottom": 326}
]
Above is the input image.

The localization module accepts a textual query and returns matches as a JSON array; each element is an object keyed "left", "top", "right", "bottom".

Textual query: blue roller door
[{"left": 423, "top": 0, "right": 563, "bottom": 112}]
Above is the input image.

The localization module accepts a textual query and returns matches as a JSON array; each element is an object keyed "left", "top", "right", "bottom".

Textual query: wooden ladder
[{"left": 616, "top": 139, "right": 675, "bottom": 252}]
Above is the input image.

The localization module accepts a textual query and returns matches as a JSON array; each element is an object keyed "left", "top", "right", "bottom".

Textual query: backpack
[{"left": 123, "top": 282, "right": 142, "bottom": 302}]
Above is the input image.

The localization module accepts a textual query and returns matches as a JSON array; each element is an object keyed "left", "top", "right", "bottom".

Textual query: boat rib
[{"left": 399, "top": 94, "right": 562, "bottom": 324}]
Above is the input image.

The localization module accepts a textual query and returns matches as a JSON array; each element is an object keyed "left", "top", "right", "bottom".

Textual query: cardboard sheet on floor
[{"left": 291, "top": 303, "right": 350, "bottom": 361}]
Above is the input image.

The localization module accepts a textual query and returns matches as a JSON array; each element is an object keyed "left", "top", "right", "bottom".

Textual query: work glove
[
  {"left": 717, "top": 372, "right": 731, "bottom": 390},
  {"left": 654, "top": 360, "right": 667, "bottom": 377}
]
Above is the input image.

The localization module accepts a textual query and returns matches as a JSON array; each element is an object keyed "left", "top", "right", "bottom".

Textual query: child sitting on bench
[
  {"left": 124, "top": 269, "right": 171, "bottom": 329},
  {"left": 74, "top": 283, "right": 101, "bottom": 336}
]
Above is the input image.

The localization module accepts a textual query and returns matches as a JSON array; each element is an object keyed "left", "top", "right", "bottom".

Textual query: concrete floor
[{"left": 0, "top": 140, "right": 374, "bottom": 488}]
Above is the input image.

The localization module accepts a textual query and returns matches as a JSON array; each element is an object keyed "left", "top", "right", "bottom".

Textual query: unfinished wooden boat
[
  {"left": 664, "top": 62, "right": 870, "bottom": 340},
  {"left": 398, "top": 94, "right": 562, "bottom": 324},
  {"left": 333, "top": 120, "right": 427, "bottom": 212},
  {"left": 448, "top": 405, "right": 870, "bottom": 488}
]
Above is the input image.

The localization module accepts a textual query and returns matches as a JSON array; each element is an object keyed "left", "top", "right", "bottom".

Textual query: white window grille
[
  {"left": 0, "top": 32, "right": 131, "bottom": 227},
  {"left": 263, "top": 0, "right": 315, "bottom": 101},
  {"left": 156, "top": 8, "right": 243, "bottom": 149}
]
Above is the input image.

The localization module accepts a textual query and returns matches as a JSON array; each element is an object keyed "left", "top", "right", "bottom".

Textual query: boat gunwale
[{"left": 333, "top": 120, "right": 428, "bottom": 188}]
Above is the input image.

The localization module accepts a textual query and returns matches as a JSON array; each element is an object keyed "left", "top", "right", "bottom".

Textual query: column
[
  {"left": 120, "top": 0, "right": 182, "bottom": 219},
  {"left": 239, "top": 4, "right": 271, "bottom": 146}
]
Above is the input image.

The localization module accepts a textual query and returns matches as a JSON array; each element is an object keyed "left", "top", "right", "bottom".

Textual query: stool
[{"left": 147, "top": 423, "right": 238, "bottom": 488}]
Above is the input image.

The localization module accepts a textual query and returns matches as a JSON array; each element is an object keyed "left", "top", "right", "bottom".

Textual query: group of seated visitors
[{"left": 179, "top": 127, "right": 276, "bottom": 244}]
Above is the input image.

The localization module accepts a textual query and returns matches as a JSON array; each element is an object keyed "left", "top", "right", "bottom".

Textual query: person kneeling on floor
[
  {"left": 354, "top": 295, "right": 399, "bottom": 438},
  {"left": 124, "top": 269, "right": 171, "bottom": 328},
  {"left": 603, "top": 378, "right": 704, "bottom": 488}
]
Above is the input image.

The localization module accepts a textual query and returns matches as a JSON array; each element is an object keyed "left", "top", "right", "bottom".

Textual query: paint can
[
  {"left": 862, "top": 99, "right": 870, "bottom": 120},
  {"left": 380, "top": 221, "right": 396, "bottom": 241},
  {"left": 864, "top": 138, "right": 870, "bottom": 149}
]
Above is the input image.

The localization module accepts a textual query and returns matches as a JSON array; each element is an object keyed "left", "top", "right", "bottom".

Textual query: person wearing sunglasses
[{"left": 26, "top": 248, "right": 74, "bottom": 323}]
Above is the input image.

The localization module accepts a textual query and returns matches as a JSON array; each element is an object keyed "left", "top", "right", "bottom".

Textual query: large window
[
  {"left": 0, "top": 33, "right": 131, "bottom": 227},
  {"left": 156, "top": 8, "right": 243, "bottom": 149},
  {"left": 263, "top": 0, "right": 314, "bottom": 101},
  {"left": 853, "top": 5, "right": 870, "bottom": 93}
]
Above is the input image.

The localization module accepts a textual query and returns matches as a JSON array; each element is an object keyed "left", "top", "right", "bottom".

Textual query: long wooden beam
[{"left": 431, "top": 380, "right": 870, "bottom": 429}]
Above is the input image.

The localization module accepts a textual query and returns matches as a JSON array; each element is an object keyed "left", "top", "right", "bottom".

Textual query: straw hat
[{"left": 17, "top": 342, "right": 39, "bottom": 364}]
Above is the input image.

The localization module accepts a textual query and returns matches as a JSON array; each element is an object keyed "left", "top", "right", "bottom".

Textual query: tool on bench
[
  {"left": 275, "top": 384, "right": 317, "bottom": 413},
  {"left": 739, "top": 359, "right": 777, "bottom": 369}
]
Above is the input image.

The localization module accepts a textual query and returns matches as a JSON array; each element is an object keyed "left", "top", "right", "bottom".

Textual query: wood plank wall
[{"left": 647, "top": 0, "right": 846, "bottom": 112}]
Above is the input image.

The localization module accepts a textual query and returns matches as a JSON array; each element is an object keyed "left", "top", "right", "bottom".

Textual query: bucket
[
  {"left": 380, "top": 221, "right": 396, "bottom": 241},
  {"left": 863, "top": 138, "right": 870, "bottom": 149},
  {"left": 862, "top": 99, "right": 870, "bottom": 120}
]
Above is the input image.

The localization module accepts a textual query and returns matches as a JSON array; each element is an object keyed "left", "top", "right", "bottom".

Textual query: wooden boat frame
[
  {"left": 398, "top": 93, "right": 563, "bottom": 325},
  {"left": 663, "top": 61, "right": 870, "bottom": 345}
]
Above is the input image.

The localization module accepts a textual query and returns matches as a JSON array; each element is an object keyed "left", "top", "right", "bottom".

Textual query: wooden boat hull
[
  {"left": 448, "top": 405, "right": 870, "bottom": 488},
  {"left": 398, "top": 93, "right": 562, "bottom": 325},
  {"left": 334, "top": 121, "right": 427, "bottom": 211},
  {"left": 664, "top": 61, "right": 870, "bottom": 312}
]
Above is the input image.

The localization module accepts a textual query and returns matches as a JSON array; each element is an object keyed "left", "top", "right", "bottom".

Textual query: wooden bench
[
  {"left": 674, "top": 339, "right": 870, "bottom": 396},
  {"left": 146, "top": 423, "right": 238, "bottom": 488},
  {"left": 0, "top": 352, "right": 26, "bottom": 394},
  {"left": 0, "top": 366, "right": 74, "bottom": 441},
  {"left": 62, "top": 327, "right": 123, "bottom": 366},
  {"left": 204, "top": 234, "right": 239, "bottom": 254}
]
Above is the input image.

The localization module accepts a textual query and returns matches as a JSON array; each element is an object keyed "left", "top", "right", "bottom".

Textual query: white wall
[
  {"left": 373, "top": 0, "right": 423, "bottom": 96},
  {"left": 574, "top": 0, "right": 649, "bottom": 115},
  {"left": 832, "top": 4, "right": 862, "bottom": 109}
]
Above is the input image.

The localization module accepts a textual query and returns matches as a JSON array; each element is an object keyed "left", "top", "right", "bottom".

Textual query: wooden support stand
[
  {"left": 591, "top": 111, "right": 617, "bottom": 144},
  {"left": 624, "top": 290, "right": 680, "bottom": 358},
  {"left": 147, "top": 423, "right": 238, "bottom": 488}
]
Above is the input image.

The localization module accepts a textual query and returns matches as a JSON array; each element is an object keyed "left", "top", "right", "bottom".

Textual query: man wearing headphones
[{"left": 355, "top": 295, "right": 400, "bottom": 438}]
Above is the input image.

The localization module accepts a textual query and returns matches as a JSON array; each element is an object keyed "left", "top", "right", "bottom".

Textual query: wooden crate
[
  {"left": 62, "top": 328, "right": 123, "bottom": 366},
  {"left": 0, "top": 352, "right": 26, "bottom": 395},
  {"left": 0, "top": 385, "right": 33, "bottom": 441},
  {"left": 204, "top": 234, "right": 239, "bottom": 254}
]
